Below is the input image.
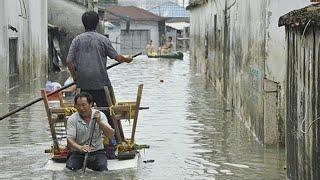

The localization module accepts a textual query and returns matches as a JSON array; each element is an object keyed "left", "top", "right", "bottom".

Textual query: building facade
[
  {"left": 188, "top": 0, "right": 320, "bottom": 179},
  {"left": 0, "top": 0, "right": 48, "bottom": 93},
  {"left": 279, "top": 4, "right": 320, "bottom": 179},
  {"left": 103, "top": 6, "right": 165, "bottom": 54},
  {"left": 48, "top": 0, "right": 86, "bottom": 65},
  {"left": 187, "top": 0, "right": 310, "bottom": 146},
  {"left": 148, "top": 1, "right": 190, "bottom": 23},
  {"left": 118, "top": 0, "right": 185, "bottom": 9}
]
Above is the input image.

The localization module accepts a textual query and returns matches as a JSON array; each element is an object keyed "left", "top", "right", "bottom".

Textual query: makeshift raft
[
  {"left": 41, "top": 84, "right": 147, "bottom": 171},
  {"left": 147, "top": 51, "right": 184, "bottom": 60},
  {"left": 44, "top": 154, "right": 140, "bottom": 171}
]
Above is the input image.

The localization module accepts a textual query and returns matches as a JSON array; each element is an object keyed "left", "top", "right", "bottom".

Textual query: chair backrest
[{"left": 41, "top": 89, "right": 60, "bottom": 151}]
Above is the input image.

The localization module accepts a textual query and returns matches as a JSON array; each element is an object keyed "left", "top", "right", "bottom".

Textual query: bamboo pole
[{"left": 0, "top": 52, "right": 142, "bottom": 121}]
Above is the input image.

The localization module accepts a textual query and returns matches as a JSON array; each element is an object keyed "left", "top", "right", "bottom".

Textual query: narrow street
[{"left": 0, "top": 55, "right": 285, "bottom": 179}]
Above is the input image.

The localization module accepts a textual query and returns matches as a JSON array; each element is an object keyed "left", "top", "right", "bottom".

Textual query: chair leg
[
  {"left": 131, "top": 84, "right": 143, "bottom": 144},
  {"left": 104, "top": 86, "right": 123, "bottom": 143},
  {"left": 118, "top": 120, "right": 125, "bottom": 141}
]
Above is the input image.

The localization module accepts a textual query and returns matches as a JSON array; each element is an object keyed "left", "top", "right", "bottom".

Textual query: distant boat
[{"left": 148, "top": 51, "right": 184, "bottom": 60}]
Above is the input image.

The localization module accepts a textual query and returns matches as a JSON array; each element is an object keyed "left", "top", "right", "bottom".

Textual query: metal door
[{"left": 120, "top": 30, "right": 149, "bottom": 55}]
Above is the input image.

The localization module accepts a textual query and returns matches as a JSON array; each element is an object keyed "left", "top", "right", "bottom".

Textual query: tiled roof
[
  {"left": 103, "top": 5, "right": 165, "bottom": 22},
  {"left": 148, "top": 1, "right": 189, "bottom": 18},
  {"left": 279, "top": 3, "right": 320, "bottom": 27}
]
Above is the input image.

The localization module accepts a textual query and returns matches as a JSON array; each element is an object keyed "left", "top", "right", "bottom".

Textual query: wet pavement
[{"left": 0, "top": 54, "right": 286, "bottom": 179}]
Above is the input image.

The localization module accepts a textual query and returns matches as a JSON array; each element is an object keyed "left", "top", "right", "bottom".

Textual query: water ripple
[{"left": 0, "top": 55, "right": 285, "bottom": 179}]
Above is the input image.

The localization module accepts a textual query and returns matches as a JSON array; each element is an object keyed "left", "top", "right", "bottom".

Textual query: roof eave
[
  {"left": 186, "top": 0, "right": 207, "bottom": 10},
  {"left": 278, "top": 3, "right": 320, "bottom": 27}
]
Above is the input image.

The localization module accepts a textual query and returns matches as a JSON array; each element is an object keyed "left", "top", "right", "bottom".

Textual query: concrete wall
[
  {"left": 0, "top": 1, "right": 9, "bottom": 94},
  {"left": 104, "top": 23, "right": 121, "bottom": 52},
  {"left": 188, "top": 0, "right": 310, "bottom": 146},
  {"left": 285, "top": 27, "right": 320, "bottom": 180},
  {"left": 119, "top": 20, "right": 160, "bottom": 49},
  {"left": 104, "top": 20, "right": 160, "bottom": 54},
  {"left": 0, "top": 0, "right": 48, "bottom": 93},
  {"left": 29, "top": 0, "right": 48, "bottom": 80},
  {"left": 48, "top": 0, "right": 86, "bottom": 64}
]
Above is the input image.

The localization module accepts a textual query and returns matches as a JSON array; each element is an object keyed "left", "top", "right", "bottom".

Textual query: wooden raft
[{"left": 41, "top": 84, "right": 145, "bottom": 162}]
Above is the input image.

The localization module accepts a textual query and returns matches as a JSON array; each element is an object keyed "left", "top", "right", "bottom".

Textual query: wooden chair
[
  {"left": 41, "top": 89, "right": 71, "bottom": 152},
  {"left": 104, "top": 84, "right": 144, "bottom": 144},
  {"left": 42, "top": 84, "right": 144, "bottom": 150}
]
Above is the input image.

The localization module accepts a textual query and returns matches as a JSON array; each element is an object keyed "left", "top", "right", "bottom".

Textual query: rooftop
[
  {"left": 186, "top": 0, "right": 206, "bottom": 10},
  {"left": 148, "top": 1, "right": 189, "bottom": 18},
  {"left": 166, "top": 22, "right": 190, "bottom": 30},
  {"left": 279, "top": 3, "right": 320, "bottom": 27},
  {"left": 102, "top": 5, "right": 165, "bottom": 22}
]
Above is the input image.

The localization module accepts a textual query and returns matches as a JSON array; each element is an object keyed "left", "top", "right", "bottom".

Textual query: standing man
[
  {"left": 66, "top": 11, "right": 133, "bottom": 128},
  {"left": 66, "top": 92, "right": 114, "bottom": 171}
]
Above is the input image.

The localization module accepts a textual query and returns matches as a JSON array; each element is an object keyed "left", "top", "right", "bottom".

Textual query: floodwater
[{"left": 0, "top": 54, "right": 286, "bottom": 179}]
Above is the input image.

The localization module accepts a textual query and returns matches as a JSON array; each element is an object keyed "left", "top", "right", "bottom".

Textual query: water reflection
[
  {"left": 185, "top": 74, "right": 285, "bottom": 179},
  {"left": 0, "top": 54, "right": 285, "bottom": 179}
]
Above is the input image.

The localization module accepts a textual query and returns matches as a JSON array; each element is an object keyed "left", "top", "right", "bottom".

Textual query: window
[
  {"left": 9, "top": 38, "right": 19, "bottom": 88},
  {"left": 214, "top": 14, "right": 217, "bottom": 49},
  {"left": 205, "top": 31, "right": 208, "bottom": 58}
]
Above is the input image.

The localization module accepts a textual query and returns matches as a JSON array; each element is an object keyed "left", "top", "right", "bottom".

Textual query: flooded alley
[{"left": 0, "top": 55, "right": 285, "bottom": 179}]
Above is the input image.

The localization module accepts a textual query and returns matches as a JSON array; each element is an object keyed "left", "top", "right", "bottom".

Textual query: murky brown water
[{"left": 0, "top": 54, "right": 286, "bottom": 179}]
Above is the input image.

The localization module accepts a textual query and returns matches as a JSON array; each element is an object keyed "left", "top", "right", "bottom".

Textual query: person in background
[
  {"left": 66, "top": 92, "right": 114, "bottom": 171},
  {"left": 159, "top": 36, "right": 173, "bottom": 54},
  {"left": 146, "top": 40, "right": 156, "bottom": 55},
  {"left": 66, "top": 11, "right": 133, "bottom": 129},
  {"left": 62, "top": 71, "right": 77, "bottom": 97}
]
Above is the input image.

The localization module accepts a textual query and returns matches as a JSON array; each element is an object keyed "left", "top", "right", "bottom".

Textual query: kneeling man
[{"left": 66, "top": 92, "right": 114, "bottom": 171}]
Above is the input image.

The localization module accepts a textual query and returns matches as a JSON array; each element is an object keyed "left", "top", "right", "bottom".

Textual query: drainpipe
[{"left": 223, "top": 0, "right": 229, "bottom": 100}]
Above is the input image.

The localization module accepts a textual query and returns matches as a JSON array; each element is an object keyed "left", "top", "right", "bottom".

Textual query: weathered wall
[
  {"left": 18, "top": 0, "right": 31, "bottom": 84},
  {"left": 189, "top": 0, "right": 310, "bottom": 146},
  {"left": 29, "top": 0, "right": 48, "bottom": 81},
  {"left": 106, "top": 20, "right": 160, "bottom": 54},
  {"left": 104, "top": 24, "right": 121, "bottom": 52},
  {"left": 48, "top": 0, "right": 86, "bottom": 64},
  {"left": 0, "top": 0, "right": 9, "bottom": 94},
  {"left": 285, "top": 27, "right": 320, "bottom": 180},
  {"left": 0, "top": 0, "right": 48, "bottom": 92},
  {"left": 119, "top": 21, "right": 160, "bottom": 49}
]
